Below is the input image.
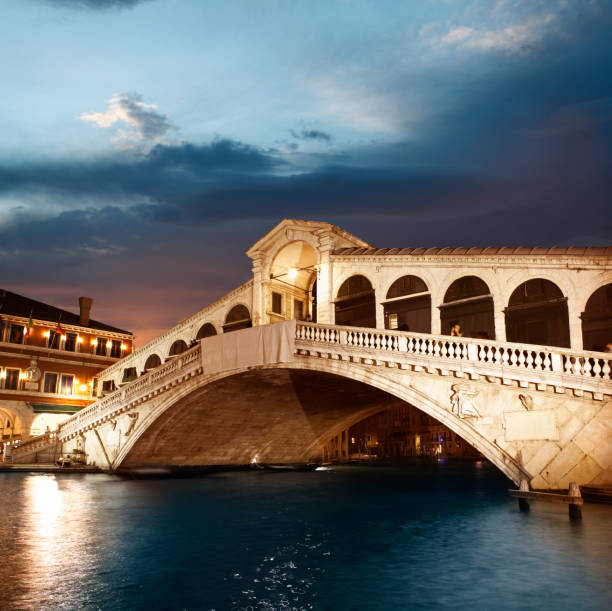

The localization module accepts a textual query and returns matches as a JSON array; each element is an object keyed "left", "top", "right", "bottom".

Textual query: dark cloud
[
  {"left": 290, "top": 129, "right": 333, "bottom": 143},
  {"left": 39, "top": 0, "right": 150, "bottom": 9}
]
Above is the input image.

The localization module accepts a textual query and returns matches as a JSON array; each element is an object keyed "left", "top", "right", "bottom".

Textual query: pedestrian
[{"left": 450, "top": 321, "right": 463, "bottom": 337}]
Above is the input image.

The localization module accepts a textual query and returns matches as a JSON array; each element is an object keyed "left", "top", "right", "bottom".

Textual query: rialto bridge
[{"left": 39, "top": 220, "right": 612, "bottom": 488}]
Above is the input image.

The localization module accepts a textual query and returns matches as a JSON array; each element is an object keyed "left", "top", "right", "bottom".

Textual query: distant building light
[
  {"left": 43, "top": 331, "right": 50, "bottom": 338},
  {"left": 79, "top": 384, "right": 88, "bottom": 393},
  {"left": 106, "top": 340, "right": 112, "bottom": 348},
  {"left": 91, "top": 339, "right": 97, "bottom": 345}
]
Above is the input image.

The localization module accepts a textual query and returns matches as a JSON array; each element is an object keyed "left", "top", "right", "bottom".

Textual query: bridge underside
[{"left": 120, "top": 369, "right": 406, "bottom": 468}]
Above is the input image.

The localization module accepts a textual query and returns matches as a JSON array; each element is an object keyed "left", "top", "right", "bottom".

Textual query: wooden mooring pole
[{"left": 509, "top": 480, "right": 583, "bottom": 520}]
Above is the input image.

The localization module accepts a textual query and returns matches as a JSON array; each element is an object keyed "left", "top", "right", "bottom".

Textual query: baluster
[
  {"left": 526, "top": 351, "right": 534, "bottom": 369},
  {"left": 518, "top": 350, "right": 526, "bottom": 369},
  {"left": 582, "top": 358, "right": 592, "bottom": 377},
  {"left": 572, "top": 357, "right": 582, "bottom": 376},
  {"left": 542, "top": 352, "right": 551, "bottom": 371},
  {"left": 602, "top": 359, "right": 611, "bottom": 379},
  {"left": 534, "top": 352, "right": 542, "bottom": 370},
  {"left": 592, "top": 359, "right": 602, "bottom": 379}
]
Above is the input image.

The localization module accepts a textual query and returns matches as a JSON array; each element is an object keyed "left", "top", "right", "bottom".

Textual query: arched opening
[
  {"left": 505, "top": 279, "right": 570, "bottom": 348},
  {"left": 196, "top": 323, "right": 217, "bottom": 340},
  {"left": 269, "top": 241, "right": 318, "bottom": 323},
  {"left": 30, "top": 412, "right": 72, "bottom": 437},
  {"left": 441, "top": 276, "right": 494, "bottom": 339},
  {"left": 335, "top": 275, "right": 376, "bottom": 328},
  {"left": 338, "top": 405, "right": 482, "bottom": 462},
  {"left": 581, "top": 284, "right": 612, "bottom": 352},
  {"left": 121, "top": 367, "right": 138, "bottom": 384},
  {"left": 0, "top": 408, "right": 19, "bottom": 442},
  {"left": 223, "top": 305, "right": 252, "bottom": 333},
  {"left": 168, "top": 340, "right": 188, "bottom": 358},
  {"left": 383, "top": 275, "right": 431, "bottom": 332},
  {"left": 144, "top": 353, "right": 162, "bottom": 371}
]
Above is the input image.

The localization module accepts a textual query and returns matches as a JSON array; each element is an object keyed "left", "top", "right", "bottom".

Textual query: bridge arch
[
  {"left": 112, "top": 360, "right": 526, "bottom": 484},
  {"left": 505, "top": 278, "right": 570, "bottom": 348},
  {"left": 143, "top": 353, "right": 162, "bottom": 372},
  {"left": 440, "top": 275, "right": 495, "bottom": 339},
  {"left": 335, "top": 274, "right": 376, "bottom": 328},
  {"left": 581, "top": 282, "right": 612, "bottom": 352},
  {"left": 168, "top": 339, "right": 188, "bottom": 358},
  {"left": 196, "top": 323, "right": 217, "bottom": 340},
  {"left": 383, "top": 274, "right": 431, "bottom": 333},
  {"left": 223, "top": 304, "right": 252, "bottom": 333}
]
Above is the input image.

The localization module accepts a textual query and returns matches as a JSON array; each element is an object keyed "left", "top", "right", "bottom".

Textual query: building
[{"left": 0, "top": 289, "right": 133, "bottom": 443}]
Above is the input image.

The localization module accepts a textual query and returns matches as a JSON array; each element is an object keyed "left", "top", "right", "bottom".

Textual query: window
[
  {"left": 272, "top": 292, "right": 282, "bottom": 314},
  {"left": 59, "top": 374, "right": 74, "bottom": 395},
  {"left": 48, "top": 330, "right": 60, "bottom": 349},
  {"left": 5, "top": 368, "right": 20, "bottom": 390},
  {"left": 102, "top": 380, "right": 116, "bottom": 393},
  {"left": 95, "top": 338, "right": 107, "bottom": 356},
  {"left": 294, "top": 299, "right": 304, "bottom": 320},
  {"left": 65, "top": 332, "right": 77, "bottom": 352},
  {"left": 43, "top": 373, "right": 58, "bottom": 393},
  {"left": 110, "top": 339, "right": 122, "bottom": 358},
  {"left": 9, "top": 325, "right": 24, "bottom": 344}
]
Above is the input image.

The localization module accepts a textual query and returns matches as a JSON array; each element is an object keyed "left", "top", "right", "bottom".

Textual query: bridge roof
[{"left": 332, "top": 246, "right": 612, "bottom": 257}]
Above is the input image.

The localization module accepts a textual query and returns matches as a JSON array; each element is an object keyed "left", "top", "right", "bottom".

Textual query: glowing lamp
[
  {"left": 287, "top": 267, "right": 298, "bottom": 281},
  {"left": 19, "top": 372, "right": 27, "bottom": 380},
  {"left": 61, "top": 335, "right": 67, "bottom": 341},
  {"left": 0, "top": 370, "right": 5, "bottom": 379},
  {"left": 77, "top": 337, "right": 83, "bottom": 344},
  {"left": 121, "top": 344, "right": 126, "bottom": 351},
  {"left": 79, "top": 384, "right": 88, "bottom": 393},
  {"left": 43, "top": 331, "right": 50, "bottom": 338},
  {"left": 106, "top": 340, "right": 112, "bottom": 348},
  {"left": 91, "top": 339, "right": 97, "bottom": 345}
]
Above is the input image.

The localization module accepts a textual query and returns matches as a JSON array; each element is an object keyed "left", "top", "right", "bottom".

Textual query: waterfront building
[{"left": 0, "top": 289, "right": 133, "bottom": 442}]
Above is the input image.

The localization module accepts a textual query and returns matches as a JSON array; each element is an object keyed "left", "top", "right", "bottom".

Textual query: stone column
[
  {"left": 567, "top": 297, "right": 583, "bottom": 350},
  {"left": 250, "top": 254, "right": 265, "bottom": 327},
  {"left": 493, "top": 306, "right": 506, "bottom": 342},
  {"left": 316, "top": 239, "right": 334, "bottom": 324}
]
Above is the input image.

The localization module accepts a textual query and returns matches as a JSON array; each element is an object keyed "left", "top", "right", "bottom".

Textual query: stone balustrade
[
  {"left": 295, "top": 323, "right": 612, "bottom": 397},
  {"left": 58, "top": 322, "right": 612, "bottom": 442}
]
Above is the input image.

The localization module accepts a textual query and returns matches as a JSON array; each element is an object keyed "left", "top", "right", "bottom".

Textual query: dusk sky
[{"left": 1, "top": 0, "right": 611, "bottom": 346}]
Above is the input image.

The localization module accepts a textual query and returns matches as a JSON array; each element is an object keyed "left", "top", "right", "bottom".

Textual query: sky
[{"left": 1, "top": 0, "right": 611, "bottom": 346}]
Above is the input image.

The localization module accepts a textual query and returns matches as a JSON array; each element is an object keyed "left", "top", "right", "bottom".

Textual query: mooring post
[
  {"left": 518, "top": 479, "right": 530, "bottom": 512},
  {"left": 568, "top": 481, "right": 582, "bottom": 521}
]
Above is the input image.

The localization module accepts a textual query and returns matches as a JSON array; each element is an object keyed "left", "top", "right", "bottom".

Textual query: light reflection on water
[{"left": 0, "top": 463, "right": 611, "bottom": 610}]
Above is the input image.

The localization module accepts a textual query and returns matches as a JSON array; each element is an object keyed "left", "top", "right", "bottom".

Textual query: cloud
[
  {"left": 38, "top": 0, "right": 150, "bottom": 9},
  {"left": 80, "top": 93, "right": 175, "bottom": 143},
  {"left": 442, "top": 26, "right": 474, "bottom": 45},
  {"left": 290, "top": 129, "right": 333, "bottom": 143}
]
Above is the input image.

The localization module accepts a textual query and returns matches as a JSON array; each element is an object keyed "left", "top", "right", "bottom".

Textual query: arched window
[
  {"left": 505, "top": 279, "right": 569, "bottom": 348},
  {"left": 168, "top": 340, "right": 188, "bottom": 357},
  {"left": 223, "top": 305, "right": 252, "bottom": 333},
  {"left": 143, "top": 353, "right": 162, "bottom": 371},
  {"left": 335, "top": 275, "right": 376, "bottom": 328},
  {"left": 441, "top": 276, "right": 494, "bottom": 339},
  {"left": 196, "top": 323, "right": 217, "bottom": 340},
  {"left": 384, "top": 275, "right": 430, "bottom": 332},
  {"left": 582, "top": 284, "right": 612, "bottom": 352},
  {"left": 121, "top": 367, "right": 138, "bottom": 384}
]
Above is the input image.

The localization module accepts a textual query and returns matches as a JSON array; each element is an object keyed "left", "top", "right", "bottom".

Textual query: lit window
[
  {"left": 43, "top": 373, "right": 58, "bottom": 393},
  {"left": 59, "top": 374, "right": 74, "bottom": 395},
  {"left": 48, "top": 330, "right": 60, "bottom": 349},
  {"left": 64, "top": 332, "right": 77, "bottom": 352},
  {"left": 9, "top": 325, "right": 24, "bottom": 344},
  {"left": 95, "top": 338, "right": 107, "bottom": 356},
  {"left": 110, "top": 340, "right": 121, "bottom": 358},
  {"left": 4, "top": 368, "right": 20, "bottom": 390}
]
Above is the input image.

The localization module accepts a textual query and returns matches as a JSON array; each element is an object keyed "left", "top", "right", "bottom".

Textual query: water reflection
[{"left": 0, "top": 465, "right": 610, "bottom": 610}]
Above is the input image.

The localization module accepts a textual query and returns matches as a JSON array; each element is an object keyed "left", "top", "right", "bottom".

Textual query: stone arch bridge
[{"left": 55, "top": 321, "right": 612, "bottom": 490}]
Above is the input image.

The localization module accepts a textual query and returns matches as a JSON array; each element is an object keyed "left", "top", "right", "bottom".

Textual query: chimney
[{"left": 79, "top": 296, "right": 93, "bottom": 327}]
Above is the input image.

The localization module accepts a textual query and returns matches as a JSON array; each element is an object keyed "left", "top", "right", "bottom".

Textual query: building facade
[{"left": 0, "top": 289, "right": 133, "bottom": 443}]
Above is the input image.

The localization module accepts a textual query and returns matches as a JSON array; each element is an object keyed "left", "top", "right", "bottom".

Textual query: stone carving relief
[
  {"left": 450, "top": 384, "right": 480, "bottom": 418},
  {"left": 125, "top": 412, "right": 139, "bottom": 437},
  {"left": 518, "top": 393, "right": 534, "bottom": 410},
  {"left": 24, "top": 358, "right": 41, "bottom": 382}
]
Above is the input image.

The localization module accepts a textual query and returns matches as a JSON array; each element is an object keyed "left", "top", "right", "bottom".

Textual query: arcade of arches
[{"left": 335, "top": 274, "right": 609, "bottom": 349}]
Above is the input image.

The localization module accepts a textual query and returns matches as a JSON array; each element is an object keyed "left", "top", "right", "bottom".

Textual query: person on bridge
[{"left": 450, "top": 321, "right": 463, "bottom": 337}]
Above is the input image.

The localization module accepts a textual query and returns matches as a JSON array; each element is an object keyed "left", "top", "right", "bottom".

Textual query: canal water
[{"left": 0, "top": 462, "right": 610, "bottom": 610}]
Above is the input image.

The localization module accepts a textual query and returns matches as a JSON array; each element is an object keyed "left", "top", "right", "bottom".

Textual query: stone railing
[
  {"left": 58, "top": 343, "right": 203, "bottom": 440},
  {"left": 295, "top": 323, "right": 612, "bottom": 398}
]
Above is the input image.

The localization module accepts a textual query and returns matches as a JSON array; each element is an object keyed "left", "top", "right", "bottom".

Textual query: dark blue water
[{"left": 0, "top": 462, "right": 610, "bottom": 610}]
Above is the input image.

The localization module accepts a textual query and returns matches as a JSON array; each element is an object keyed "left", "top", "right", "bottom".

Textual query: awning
[{"left": 29, "top": 403, "right": 83, "bottom": 414}]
